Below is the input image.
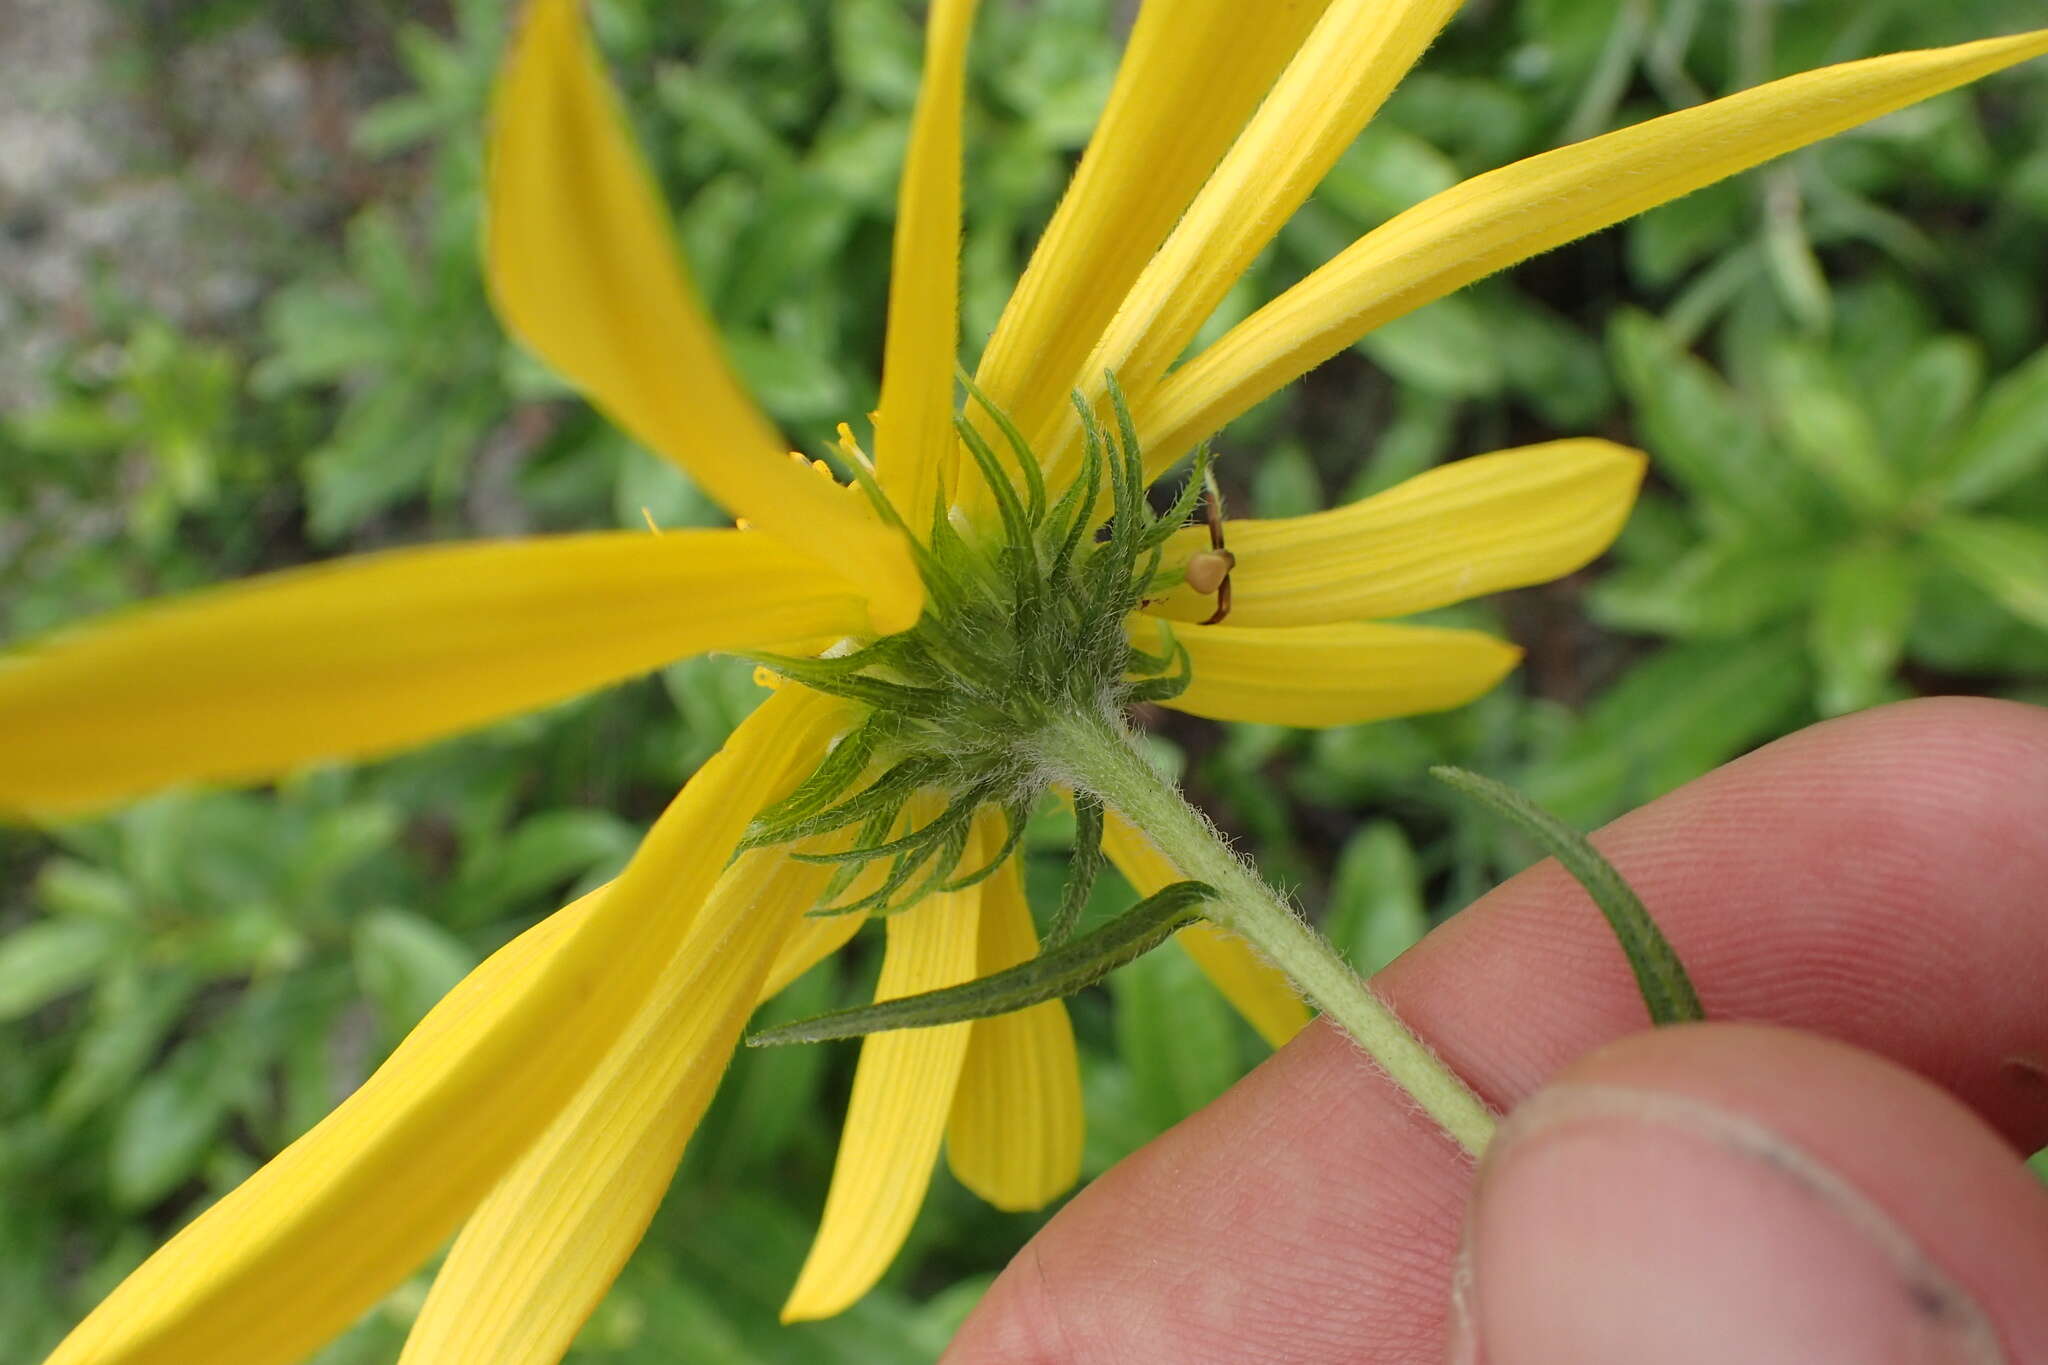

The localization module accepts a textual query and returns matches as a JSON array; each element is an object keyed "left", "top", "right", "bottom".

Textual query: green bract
[{"left": 744, "top": 379, "right": 1210, "bottom": 916}]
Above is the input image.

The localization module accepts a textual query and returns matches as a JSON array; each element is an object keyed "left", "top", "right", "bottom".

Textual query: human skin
[{"left": 944, "top": 697, "right": 2048, "bottom": 1363}]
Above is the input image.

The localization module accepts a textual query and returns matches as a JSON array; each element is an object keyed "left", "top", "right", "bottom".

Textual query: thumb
[{"left": 1450, "top": 1023, "right": 2048, "bottom": 1365}]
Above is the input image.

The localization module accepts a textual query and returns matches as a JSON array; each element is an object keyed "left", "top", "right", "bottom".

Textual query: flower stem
[{"left": 1039, "top": 709, "right": 1497, "bottom": 1156}]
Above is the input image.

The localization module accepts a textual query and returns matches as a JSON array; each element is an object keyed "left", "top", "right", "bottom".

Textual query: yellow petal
[
  {"left": 757, "top": 906, "right": 868, "bottom": 1003},
  {"left": 944, "top": 841, "right": 1083, "bottom": 1210},
  {"left": 488, "top": 0, "right": 921, "bottom": 629},
  {"left": 1145, "top": 28, "right": 2048, "bottom": 468},
  {"left": 782, "top": 812, "right": 981, "bottom": 1322},
  {"left": 400, "top": 846, "right": 832, "bottom": 1364},
  {"left": 756, "top": 807, "right": 942, "bottom": 1003},
  {"left": 875, "top": 0, "right": 980, "bottom": 532},
  {"left": 47, "top": 685, "right": 851, "bottom": 1365},
  {"left": 1100, "top": 808, "right": 1309, "bottom": 1048},
  {"left": 967, "top": 0, "right": 1334, "bottom": 467},
  {"left": 1132, "top": 616, "right": 1521, "bottom": 728},
  {"left": 1036, "top": 0, "right": 1459, "bottom": 493},
  {"left": 1148, "top": 440, "right": 1646, "bottom": 627},
  {"left": 0, "top": 531, "right": 860, "bottom": 818}
]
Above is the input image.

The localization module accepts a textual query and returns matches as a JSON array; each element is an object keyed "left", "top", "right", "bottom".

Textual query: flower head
[{"left": 15, "top": 1, "right": 2046, "bottom": 1361}]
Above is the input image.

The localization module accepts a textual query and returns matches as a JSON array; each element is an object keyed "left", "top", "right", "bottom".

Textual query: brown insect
[{"left": 1182, "top": 470, "right": 1236, "bottom": 625}]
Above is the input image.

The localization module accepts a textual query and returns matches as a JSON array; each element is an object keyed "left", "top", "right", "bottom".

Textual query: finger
[
  {"left": 1394, "top": 694, "right": 2048, "bottom": 1149},
  {"left": 946, "top": 698, "right": 2048, "bottom": 1363},
  {"left": 1454, "top": 1024, "right": 2048, "bottom": 1364}
]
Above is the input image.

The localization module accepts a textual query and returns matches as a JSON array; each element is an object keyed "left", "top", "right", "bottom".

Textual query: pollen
[{"left": 833, "top": 423, "right": 872, "bottom": 468}]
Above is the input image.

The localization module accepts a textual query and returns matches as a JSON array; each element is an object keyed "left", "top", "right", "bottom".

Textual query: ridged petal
[
  {"left": 45, "top": 685, "right": 851, "bottom": 1365},
  {"left": 875, "top": 0, "right": 980, "bottom": 531},
  {"left": 1144, "top": 28, "right": 2048, "bottom": 470},
  {"left": 1148, "top": 441, "right": 1646, "bottom": 627},
  {"left": 1040, "top": 0, "right": 1459, "bottom": 493},
  {"left": 0, "top": 530, "right": 863, "bottom": 818},
  {"left": 944, "top": 843, "right": 1084, "bottom": 1210},
  {"left": 757, "top": 907, "right": 868, "bottom": 1003},
  {"left": 488, "top": 0, "right": 921, "bottom": 629},
  {"left": 1134, "top": 616, "right": 1521, "bottom": 728},
  {"left": 1100, "top": 808, "right": 1309, "bottom": 1048},
  {"left": 782, "top": 813, "right": 982, "bottom": 1321},
  {"left": 966, "top": 0, "right": 1333, "bottom": 484},
  {"left": 399, "top": 847, "right": 833, "bottom": 1364}
]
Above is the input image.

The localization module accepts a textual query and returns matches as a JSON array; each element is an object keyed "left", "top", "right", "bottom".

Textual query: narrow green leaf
[
  {"left": 1323, "top": 821, "right": 1429, "bottom": 976},
  {"left": 1875, "top": 335, "right": 1982, "bottom": 481},
  {"left": 1525, "top": 627, "right": 1808, "bottom": 826},
  {"left": 49, "top": 969, "right": 200, "bottom": 1125},
  {"left": 1432, "top": 766, "right": 1704, "bottom": 1027},
  {"left": 1924, "top": 514, "right": 2048, "bottom": 633},
  {"left": 352, "top": 908, "right": 477, "bottom": 1041},
  {"left": 747, "top": 880, "right": 1214, "bottom": 1045},
  {"left": 1606, "top": 309, "right": 1813, "bottom": 539},
  {"left": 1809, "top": 544, "right": 1917, "bottom": 716},
  {"left": 1592, "top": 540, "right": 1818, "bottom": 639},
  {"left": 1937, "top": 343, "right": 2048, "bottom": 506},
  {"left": 1117, "top": 930, "right": 1243, "bottom": 1134},
  {"left": 0, "top": 919, "right": 123, "bottom": 1023},
  {"left": 109, "top": 1037, "right": 235, "bottom": 1209},
  {"left": 1767, "top": 342, "right": 1900, "bottom": 519}
]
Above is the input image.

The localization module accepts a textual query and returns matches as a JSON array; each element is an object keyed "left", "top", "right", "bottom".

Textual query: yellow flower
[{"left": 10, "top": 1, "right": 2044, "bottom": 1361}]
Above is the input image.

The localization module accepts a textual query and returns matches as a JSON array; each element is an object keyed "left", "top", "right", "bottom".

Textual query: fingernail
[
  {"left": 1462, "top": 1084, "right": 2004, "bottom": 1365},
  {"left": 1443, "top": 1237, "right": 1480, "bottom": 1365}
]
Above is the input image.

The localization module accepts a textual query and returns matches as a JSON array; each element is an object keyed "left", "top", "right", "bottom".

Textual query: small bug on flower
[{"left": 1183, "top": 469, "right": 1235, "bottom": 624}]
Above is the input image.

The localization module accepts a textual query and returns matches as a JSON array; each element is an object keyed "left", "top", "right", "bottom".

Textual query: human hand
[{"left": 945, "top": 698, "right": 2048, "bottom": 1364}]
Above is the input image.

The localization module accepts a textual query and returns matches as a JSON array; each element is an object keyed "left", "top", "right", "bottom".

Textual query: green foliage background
[{"left": 4, "top": 0, "right": 2047, "bottom": 1358}]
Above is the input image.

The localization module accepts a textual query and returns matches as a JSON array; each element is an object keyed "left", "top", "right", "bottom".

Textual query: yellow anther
[
  {"left": 752, "top": 665, "right": 781, "bottom": 690},
  {"left": 735, "top": 516, "right": 753, "bottom": 532},
  {"left": 1184, "top": 549, "right": 1236, "bottom": 596}
]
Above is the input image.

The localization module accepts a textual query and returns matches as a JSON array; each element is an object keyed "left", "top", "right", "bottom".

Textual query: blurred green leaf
[
  {"left": 1809, "top": 543, "right": 1917, "bottom": 716},
  {"left": 49, "top": 969, "right": 202, "bottom": 1126},
  {"left": 0, "top": 919, "right": 125, "bottom": 1023},
  {"left": 1356, "top": 296, "right": 1504, "bottom": 398},
  {"left": 1875, "top": 335, "right": 1982, "bottom": 481},
  {"left": 1923, "top": 515, "right": 2048, "bottom": 633},
  {"left": 1315, "top": 125, "right": 1460, "bottom": 226},
  {"left": 1249, "top": 445, "right": 1322, "bottom": 518},
  {"left": 455, "top": 810, "right": 639, "bottom": 918},
  {"left": 1766, "top": 342, "right": 1900, "bottom": 519},
  {"left": 109, "top": 1036, "right": 236, "bottom": 1209},
  {"left": 1608, "top": 310, "right": 1814, "bottom": 539},
  {"left": 1628, "top": 181, "right": 1745, "bottom": 288},
  {"left": 353, "top": 908, "right": 477, "bottom": 1040},
  {"left": 1527, "top": 629, "right": 1810, "bottom": 826},
  {"left": 1936, "top": 343, "right": 2048, "bottom": 506},
  {"left": 1323, "top": 821, "right": 1428, "bottom": 976},
  {"left": 1111, "top": 934, "right": 1240, "bottom": 1135},
  {"left": 1594, "top": 540, "right": 1817, "bottom": 638},
  {"left": 33, "top": 860, "right": 140, "bottom": 924},
  {"left": 724, "top": 332, "right": 853, "bottom": 423},
  {"left": 828, "top": 0, "right": 923, "bottom": 110}
]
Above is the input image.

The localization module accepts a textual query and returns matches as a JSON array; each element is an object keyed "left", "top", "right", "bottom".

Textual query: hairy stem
[{"left": 1038, "top": 708, "right": 1497, "bottom": 1156}]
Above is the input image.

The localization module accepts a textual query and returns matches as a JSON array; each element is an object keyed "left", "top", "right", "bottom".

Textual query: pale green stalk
[{"left": 1037, "top": 707, "right": 1497, "bottom": 1156}]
